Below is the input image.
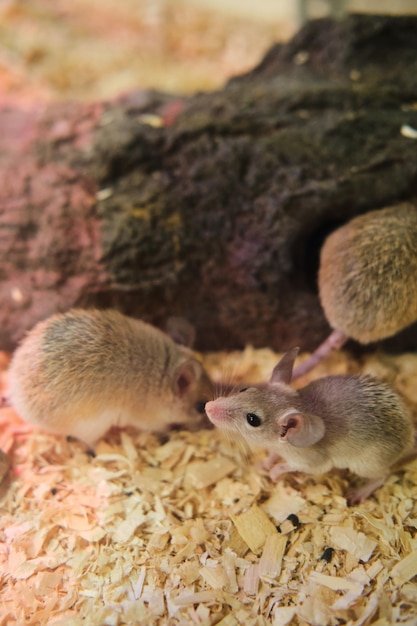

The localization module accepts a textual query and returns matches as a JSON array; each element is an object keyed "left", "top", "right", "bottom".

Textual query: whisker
[
  {"left": 220, "top": 428, "right": 252, "bottom": 462},
  {"left": 210, "top": 361, "right": 249, "bottom": 399}
]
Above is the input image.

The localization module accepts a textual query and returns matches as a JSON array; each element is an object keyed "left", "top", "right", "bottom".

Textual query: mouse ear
[
  {"left": 173, "top": 358, "right": 202, "bottom": 397},
  {"left": 165, "top": 317, "right": 196, "bottom": 348},
  {"left": 278, "top": 410, "right": 325, "bottom": 447},
  {"left": 270, "top": 347, "right": 300, "bottom": 385}
]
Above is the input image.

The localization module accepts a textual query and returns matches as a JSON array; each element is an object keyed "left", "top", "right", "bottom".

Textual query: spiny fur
[
  {"left": 8, "top": 309, "right": 213, "bottom": 445},
  {"left": 319, "top": 204, "right": 417, "bottom": 343},
  {"left": 206, "top": 350, "right": 414, "bottom": 480}
]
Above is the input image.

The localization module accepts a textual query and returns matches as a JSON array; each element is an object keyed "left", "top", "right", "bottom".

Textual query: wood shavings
[
  {"left": 185, "top": 456, "right": 237, "bottom": 489},
  {"left": 272, "top": 606, "right": 296, "bottom": 626},
  {"left": 262, "top": 484, "right": 307, "bottom": 523},
  {"left": 231, "top": 504, "right": 278, "bottom": 555},
  {"left": 215, "top": 615, "right": 239, "bottom": 626},
  {"left": 172, "top": 589, "right": 222, "bottom": 606},
  {"left": 243, "top": 563, "right": 260, "bottom": 596},
  {"left": 310, "top": 571, "right": 363, "bottom": 593},
  {"left": 199, "top": 559, "right": 230, "bottom": 590},
  {"left": 259, "top": 534, "right": 287, "bottom": 580},
  {"left": 390, "top": 550, "right": 417, "bottom": 584},
  {"left": 401, "top": 124, "right": 417, "bottom": 139},
  {"left": 329, "top": 525, "right": 377, "bottom": 562},
  {"left": 1, "top": 347, "right": 417, "bottom": 624}
]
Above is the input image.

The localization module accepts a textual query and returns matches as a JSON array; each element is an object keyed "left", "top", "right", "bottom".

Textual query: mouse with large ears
[
  {"left": 292, "top": 204, "right": 417, "bottom": 379},
  {"left": 205, "top": 347, "right": 414, "bottom": 503},
  {"left": 6, "top": 308, "right": 214, "bottom": 448}
]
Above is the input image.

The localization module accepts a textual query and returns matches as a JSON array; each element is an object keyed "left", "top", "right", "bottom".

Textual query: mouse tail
[{"left": 292, "top": 329, "right": 347, "bottom": 380}]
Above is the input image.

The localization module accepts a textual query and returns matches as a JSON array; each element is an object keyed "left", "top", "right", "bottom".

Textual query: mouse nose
[
  {"left": 205, "top": 398, "right": 230, "bottom": 425},
  {"left": 204, "top": 400, "right": 225, "bottom": 424}
]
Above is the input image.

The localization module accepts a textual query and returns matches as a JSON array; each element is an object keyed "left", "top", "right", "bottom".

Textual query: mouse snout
[{"left": 205, "top": 400, "right": 228, "bottom": 425}]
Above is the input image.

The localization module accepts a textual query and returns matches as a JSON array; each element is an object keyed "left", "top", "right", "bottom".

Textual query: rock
[{"left": 1, "top": 15, "right": 417, "bottom": 352}]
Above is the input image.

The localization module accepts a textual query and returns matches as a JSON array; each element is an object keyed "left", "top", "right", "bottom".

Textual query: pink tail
[{"left": 292, "top": 329, "right": 347, "bottom": 380}]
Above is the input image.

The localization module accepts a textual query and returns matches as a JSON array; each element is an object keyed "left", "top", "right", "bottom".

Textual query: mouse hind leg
[
  {"left": 346, "top": 475, "right": 387, "bottom": 505},
  {"left": 67, "top": 407, "right": 125, "bottom": 449}
]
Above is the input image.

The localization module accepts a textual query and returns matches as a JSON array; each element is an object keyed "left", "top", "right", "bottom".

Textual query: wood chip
[
  {"left": 329, "top": 525, "right": 377, "bottom": 562},
  {"left": 215, "top": 614, "right": 239, "bottom": 626},
  {"left": 172, "top": 590, "right": 221, "bottom": 606},
  {"left": 231, "top": 504, "right": 278, "bottom": 555},
  {"left": 259, "top": 534, "right": 287, "bottom": 581},
  {"left": 243, "top": 563, "right": 260, "bottom": 596},
  {"left": 401, "top": 124, "right": 417, "bottom": 139},
  {"left": 185, "top": 457, "right": 237, "bottom": 489},
  {"left": 1, "top": 347, "right": 417, "bottom": 624},
  {"left": 390, "top": 550, "right": 417, "bottom": 584},
  {"left": 310, "top": 571, "right": 363, "bottom": 594},
  {"left": 224, "top": 526, "right": 250, "bottom": 557},
  {"left": 199, "top": 560, "right": 229, "bottom": 590},
  {"left": 272, "top": 607, "right": 297, "bottom": 626}
]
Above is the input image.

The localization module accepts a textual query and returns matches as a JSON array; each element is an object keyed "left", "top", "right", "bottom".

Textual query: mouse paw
[
  {"left": 346, "top": 477, "right": 385, "bottom": 505},
  {"left": 269, "top": 462, "right": 291, "bottom": 482},
  {"left": 260, "top": 451, "right": 281, "bottom": 472}
]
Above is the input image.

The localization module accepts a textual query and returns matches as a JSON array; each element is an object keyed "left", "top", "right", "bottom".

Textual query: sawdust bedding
[{"left": 1, "top": 346, "right": 417, "bottom": 626}]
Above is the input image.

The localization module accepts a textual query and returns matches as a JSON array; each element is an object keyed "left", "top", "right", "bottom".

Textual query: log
[{"left": 1, "top": 14, "right": 417, "bottom": 352}]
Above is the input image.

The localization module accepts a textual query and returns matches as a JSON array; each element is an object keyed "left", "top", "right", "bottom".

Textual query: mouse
[
  {"left": 205, "top": 347, "right": 415, "bottom": 503},
  {"left": 6, "top": 308, "right": 214, "bottom": 447},
  {"left": 293, "top": 204, "right": 417, "bottom": 378}
]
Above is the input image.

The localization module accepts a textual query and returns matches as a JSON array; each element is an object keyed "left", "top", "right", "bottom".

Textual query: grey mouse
[
  {"left": 205, "top": 347, "right": 414, "bottom": 502},
  {"left": 7, "top": 308, "right": 213, "bottom": 447},
  {"left": 293, "top": 204, "right": 417, "bottom": 378}
]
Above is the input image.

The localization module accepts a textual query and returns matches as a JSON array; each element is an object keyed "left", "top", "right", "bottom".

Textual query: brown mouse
[
  {"left": 205, "top": 347, "right": 414, "bottom": 502},
  {"left": 7, "top": 309, "right": 213, "bottom": 447},
  {"left": 293, "top": 204, "right": 417, "bottom": 378}
]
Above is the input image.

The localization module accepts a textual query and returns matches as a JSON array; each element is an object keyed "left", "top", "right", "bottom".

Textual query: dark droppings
[
  {"left": 320, "top": 547, "right": 335, "bottom": 563},
  {"left": 286, "top": 513, "right": 301, "bottom": 528}
]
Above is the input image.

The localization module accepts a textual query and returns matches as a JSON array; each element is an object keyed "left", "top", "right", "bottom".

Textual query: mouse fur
[
  {"left": 319, "top": 204, "right": 417, "bottom": 344},
  {"left": 8, "top": 308, "right": 213, "bottom": 447},
  {"left": 206, "top": 348, "right": 414, "bottom": 489},
  {"left": 293, "top": 204, "right": 417, "bottom": 378}
]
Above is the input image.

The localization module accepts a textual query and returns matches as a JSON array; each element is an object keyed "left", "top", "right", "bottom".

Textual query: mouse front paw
[
  {"left": 269, "top": 462, "right": 292, "bottom": 481},
  {"left": 260, "top": 451, "right": 281, "bottom": 472}
]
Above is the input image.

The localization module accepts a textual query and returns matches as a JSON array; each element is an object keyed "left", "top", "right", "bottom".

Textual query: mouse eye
[
  {"left": 195, "top": 401, "right": 207, "bottom": 414},
  {"left": 246, "top": 412, "right": 261, "bottom": 427},
  {"left": 239, "top": 387, "right": 248, "bottom": 393}
]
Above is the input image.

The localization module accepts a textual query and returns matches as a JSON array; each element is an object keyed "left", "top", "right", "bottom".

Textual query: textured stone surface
[{"left": 1, "top": 15, "right": 417, "bottom": 352}]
